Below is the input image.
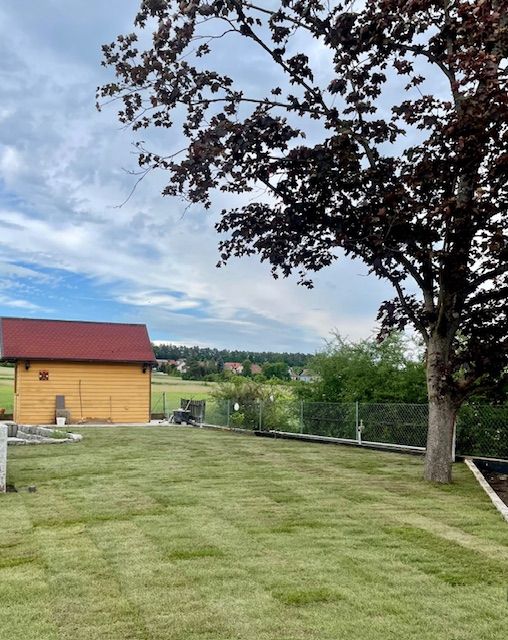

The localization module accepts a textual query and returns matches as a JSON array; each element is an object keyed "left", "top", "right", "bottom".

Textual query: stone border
[
  {"left": 199, "top": 423, "right": 256, "bottom": 435},
  {"left": 255, "top": 429, "right": 426, "bottom": 456},
  {"left": 465, "top": 458, "right": 508, "bottom": 524}
]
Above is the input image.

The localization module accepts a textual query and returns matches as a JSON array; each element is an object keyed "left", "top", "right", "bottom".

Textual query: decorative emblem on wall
[{"left": 38, "top": 370, "right": 49, "bottom": 381}]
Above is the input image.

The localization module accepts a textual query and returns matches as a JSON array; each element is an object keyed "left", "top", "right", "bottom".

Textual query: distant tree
[
  {"left": 158, "top": 361, "right": 179, "bottom": 376},
  {"left": 182, "top": 359, "right": 217, "bottom": 380},
  {"left": 101, "top": 2, "right": 508, "bottom": 483},
  {"left": 182, "top": 360, "right": 204, "bottom": 380},
  {"left": 299, "top": 333, "right": 427, "bottom": 404},
  {"left": 242, "top": 359, "right": 252, "bottom": 377},
  {"left": 152, "top": 344, "right": 309, "bottom": 367},
  {"left": 262, "top": 362, "right": 290, "bottom": 382}
]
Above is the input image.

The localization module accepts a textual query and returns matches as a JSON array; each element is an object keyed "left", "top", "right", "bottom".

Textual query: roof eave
[{"left": 3, "top": 356, "right": 157, "bottom": 364}]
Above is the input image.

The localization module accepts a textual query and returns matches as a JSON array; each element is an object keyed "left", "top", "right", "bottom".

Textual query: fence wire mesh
[
  {"left": 358, "top": 404, "right": 428, "bottom": 448},
  {"left": 151, "top": 392, "right": 508, "bottom": 460},
  {"left": 301, "top": 402, "right": 357, "bottom": 440},
  {"left": 456, "top": 404, "right": 508, "bottom": 459}
]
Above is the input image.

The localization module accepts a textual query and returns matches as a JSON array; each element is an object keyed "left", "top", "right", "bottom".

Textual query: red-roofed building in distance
[
  {"left": 223, "top": 362, "right": 243, "bottom": 375},
  {"left": 0, "top": 317, "right": 156, "bottom": 425}
]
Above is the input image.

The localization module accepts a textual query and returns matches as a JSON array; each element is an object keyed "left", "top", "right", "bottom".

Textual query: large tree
[{"left": 99, "top": 0, "right": 508, "bottom": 482}]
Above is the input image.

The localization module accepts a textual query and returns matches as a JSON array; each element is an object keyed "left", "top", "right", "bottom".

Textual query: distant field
[
  {"left": 0, "top": 367, "right": 215, "bottom": 415},
  {"left": 0, "top": 365, "right": 14, "bottom": 413},
  {"left": 0, "top": 365, "right": 14, "bottom": 377},
  {"left": 151, "top": 374, "right": 216, "bottom": 411}
]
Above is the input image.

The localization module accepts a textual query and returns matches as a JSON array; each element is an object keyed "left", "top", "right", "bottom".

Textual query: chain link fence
[
  {"left": 456, "top": 405, "right": 508, "bottom": 459},
  {"left": 358, "top": 404, "right": 428, "bottom": 448},
  {"left": 151, "top": 392, "right": 508, "bottom": 460}
]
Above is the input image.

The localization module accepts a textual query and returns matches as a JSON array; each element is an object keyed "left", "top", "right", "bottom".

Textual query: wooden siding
[{"left": 14, "top": 361, "right": 151, "bottom": 424}]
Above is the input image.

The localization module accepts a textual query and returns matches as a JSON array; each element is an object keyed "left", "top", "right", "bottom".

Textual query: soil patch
[
  {"left": 482, "top": 471, "right": 508, "bottom": 507},
  {"left": 474, "top": 459, "right": 508, "bottom": 508}
]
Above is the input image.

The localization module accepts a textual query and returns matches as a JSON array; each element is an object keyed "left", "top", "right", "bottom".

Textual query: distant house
[
  {"left": 299, "top": 369, "right": 316, "bottom": 383},
  {"left": 224, "top": 362, "right": 243, "bottom": 375},
  {"left": 0, "top": 317, "right": 155, "bottom": 425},
  {"left": 289, "top": 367, "right": 315, "bottom": 383},
  {"left": 175, "top": 359, "right": 187, "bottom": 374},
  {"left": 157, "top": 359, "right": 186, "bottom": 373},
  {"left": 289, "top": 367, "right": 301, "bottom": 381}
]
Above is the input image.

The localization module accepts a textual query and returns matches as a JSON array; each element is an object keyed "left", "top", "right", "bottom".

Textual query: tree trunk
[{"left": 424, "top": 337, "right": 457, "bottom": 483}]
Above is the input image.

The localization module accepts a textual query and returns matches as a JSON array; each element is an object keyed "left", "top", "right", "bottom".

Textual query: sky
[{"left": 0, "top": 1, "right": 395, "bottom": 353}]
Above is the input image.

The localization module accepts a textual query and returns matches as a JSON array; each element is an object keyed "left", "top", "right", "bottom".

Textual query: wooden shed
[{"left": 0, "top": 317, "right": 156, "bottom": 425}]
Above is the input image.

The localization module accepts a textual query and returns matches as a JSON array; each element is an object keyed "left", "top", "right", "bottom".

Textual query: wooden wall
[{"left": 14, "top": 361, "right": 151, "bottom": 424}]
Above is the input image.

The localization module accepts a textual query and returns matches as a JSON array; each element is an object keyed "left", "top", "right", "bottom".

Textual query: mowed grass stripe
[
  {"left": 2, "top": 427, "right": 508, "bottom": 639},
  {"left": 34, "top": 525, "right": 148, "bottom": 640},
  {"left": 89, "top": 519, "right": 236, "bottom": 640},
  {"left": 0, "top": 496, "right": 60, "bottom": 640}
]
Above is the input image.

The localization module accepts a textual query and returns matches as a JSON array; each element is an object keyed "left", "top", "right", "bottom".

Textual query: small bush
[{"left": 50, "top": 430, "right": 69, "bottom": 440}]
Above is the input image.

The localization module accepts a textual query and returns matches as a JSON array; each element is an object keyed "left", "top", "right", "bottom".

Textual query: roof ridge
[{"left": 0, "top": 316, "right": 147, "bottom": 328}]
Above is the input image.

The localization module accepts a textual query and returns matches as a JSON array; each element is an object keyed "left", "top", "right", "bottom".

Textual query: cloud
[
  {"left": 152, "top": 338, "right": 214, "bottom": 349},
  {"left": 0, "top": 1, "right": 393, "bottom": 351},
  {"left": 0, "top": 146, "right": 22, "bottom": 183},
  {"left": 117, "top": 292, "right": 201, "bottom": 312},
  {"left": 0, "top": 294, "right": 41, "bottom": 311}
]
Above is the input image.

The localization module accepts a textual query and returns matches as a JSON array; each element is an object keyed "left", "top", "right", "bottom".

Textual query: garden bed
[{"left": 474, "top": 458, "right": 508, "bottom": 507}]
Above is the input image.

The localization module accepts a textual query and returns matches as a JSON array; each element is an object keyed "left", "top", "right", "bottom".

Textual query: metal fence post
[
  {"left": 300, "top": 400, "right": 304, "bottom": 433},
  {"left": 227, "top": 400, "right": 231, "bottom": 428},
  {"left": 451, "top": 418, "right": 457, "bottom": 463},
  {"left": 259, "top": 401, "right": 263, "bottom": 431},
  {"left": 162, "top": 392, "right": 166, "bottom": 419},
  {"left": 355, "top": 401, "right": 360, "bottom": 443}
]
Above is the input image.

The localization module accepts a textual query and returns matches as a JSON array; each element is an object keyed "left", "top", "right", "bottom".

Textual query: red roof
[{"left": 0, "top": 318, "right": 156, "bottom": 363}]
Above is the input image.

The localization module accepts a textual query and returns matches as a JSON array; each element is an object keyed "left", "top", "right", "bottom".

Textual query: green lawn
[
  {"left": 0, "top": 365, "right": 14, "bottom": 413},
  {"left": 1, "top": 428, "right": 507, "bottom": 640}
]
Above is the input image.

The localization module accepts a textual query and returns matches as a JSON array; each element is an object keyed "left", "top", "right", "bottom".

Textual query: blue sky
[{"left": 0, "top": 1, "right": 394, "bottom": 352}]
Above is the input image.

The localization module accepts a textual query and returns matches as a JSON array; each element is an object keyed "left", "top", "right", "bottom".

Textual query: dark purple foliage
[{"left": 99, "top": 0, "right": 507, "bottom": 405}]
